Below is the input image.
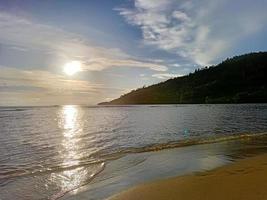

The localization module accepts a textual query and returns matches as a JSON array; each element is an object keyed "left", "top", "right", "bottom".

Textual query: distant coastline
[{"left": 99, "top": 52, "right": 267, "bottom": 105}]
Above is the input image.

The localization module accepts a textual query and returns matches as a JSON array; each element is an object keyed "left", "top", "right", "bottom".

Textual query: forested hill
[{"left": 99, "top": 52, "right": 267, "bottom": 105}]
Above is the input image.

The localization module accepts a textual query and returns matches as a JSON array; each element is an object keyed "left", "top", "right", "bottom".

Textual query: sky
[{"left": 0, "top": 0, "right": 267, "bottom": 106}]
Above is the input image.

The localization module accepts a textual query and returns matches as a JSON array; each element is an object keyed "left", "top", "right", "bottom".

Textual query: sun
[{"left": 63, "top": 61, "right": 81, "bottom": 76}]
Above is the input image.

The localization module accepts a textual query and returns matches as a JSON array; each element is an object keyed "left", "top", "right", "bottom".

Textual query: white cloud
[
  {"left": 172, "top": 11, "right": 191, "bottom": 22},
  {"left": 0, "top": 12, "right": 167, "bottom": 72},
  {"left": 152, "top": 73, "right": 182, "bottom": 79},
  {"left": 117, "top": 0, "right": 267, "bottom": 66},
  {"left": 82, "top": 57, "right": 167, "bottom": 71},
  {"left": 135, "top": 0, "right": 172, "bottom": 11},
  {"left": 171, "top": 63, "right": 181, "bottom": 67}
]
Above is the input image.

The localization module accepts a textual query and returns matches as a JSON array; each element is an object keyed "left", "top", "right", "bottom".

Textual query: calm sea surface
[{"left": 1, "top": 104, "right": 267, "bottom": 199}]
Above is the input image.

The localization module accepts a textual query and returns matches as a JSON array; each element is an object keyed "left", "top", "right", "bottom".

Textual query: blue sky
[{"left": 0, "top": 0, "right": 267, "bottom": 105}]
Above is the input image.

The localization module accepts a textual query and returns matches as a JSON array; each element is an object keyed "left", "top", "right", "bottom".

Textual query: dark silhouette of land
[{"left": 99, "top": 52, "right": 267, "bottom": 105}]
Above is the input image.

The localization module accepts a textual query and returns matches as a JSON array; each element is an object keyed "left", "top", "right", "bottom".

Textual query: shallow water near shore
[
  {"left": 1, "top": 104, "right": 267, "bottom": 200},
  {"left": 62, "top": 135, "right": 267, "bottom": 200}
]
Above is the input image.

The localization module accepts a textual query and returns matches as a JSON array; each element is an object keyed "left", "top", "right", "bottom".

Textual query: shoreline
[{"left": 109, "top": 153, "right": 267, "bottom": 200}]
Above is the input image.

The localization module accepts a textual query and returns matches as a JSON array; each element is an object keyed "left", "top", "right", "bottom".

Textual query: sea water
[{"left": 1, "top": 104, "right": 267, "bottom": 199}]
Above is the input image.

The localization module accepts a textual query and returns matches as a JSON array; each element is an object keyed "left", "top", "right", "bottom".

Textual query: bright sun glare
[{"left": 63, "top": 61, "right": 81, "bottom": 76}]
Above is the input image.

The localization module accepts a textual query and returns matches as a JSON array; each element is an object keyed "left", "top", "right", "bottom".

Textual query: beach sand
[{"left": 109, "top": 153, "right": 267, "bottom": 200}]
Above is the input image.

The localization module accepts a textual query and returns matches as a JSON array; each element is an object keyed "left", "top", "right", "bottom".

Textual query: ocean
[{"left": 1, "top": 104, "right": 267, "bottom": 200}]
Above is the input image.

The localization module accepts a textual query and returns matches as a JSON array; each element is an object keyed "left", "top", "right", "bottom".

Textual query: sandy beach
[{"left": 110, "top": 153, "right": 267, "bottom": 200}]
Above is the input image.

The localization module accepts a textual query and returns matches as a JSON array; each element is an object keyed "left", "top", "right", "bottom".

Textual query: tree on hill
[{"left": 99, "top": 52, "right": 267, "bottom": 105}]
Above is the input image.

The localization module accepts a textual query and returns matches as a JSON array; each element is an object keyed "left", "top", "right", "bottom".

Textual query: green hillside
[{"left": 99, "top": 52, "right": 267, "bottom": 105}]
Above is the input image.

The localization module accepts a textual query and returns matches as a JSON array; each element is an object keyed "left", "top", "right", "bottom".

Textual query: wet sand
[{"left": 109, "top": 153, "right": 267, "bottom": 200}]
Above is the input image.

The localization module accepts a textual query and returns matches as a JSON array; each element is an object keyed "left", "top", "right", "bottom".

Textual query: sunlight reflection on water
[
  {"left": 60, "top": 105, "right": 81, "bottom": 166},
  {"left": 52, "top": 105, "right": 86, "bottom": 195},
  {"left": 49, "top": 105, "right": 105, "bottom": 199}
]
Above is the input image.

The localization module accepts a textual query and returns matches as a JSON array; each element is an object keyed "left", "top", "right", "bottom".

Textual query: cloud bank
[
  {"left": 0, "top": 66, "right": 125, "bottom": 105},
  {"left": 117, "top": 0, "right": 267, "bottom": 66}
]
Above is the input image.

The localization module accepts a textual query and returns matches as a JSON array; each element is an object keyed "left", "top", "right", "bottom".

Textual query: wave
[
  {"left": 92, "top": 132, "right": 267, "bottom": 159},
  {"left": 50, "top": 162, "right": 105, "bottom": 200},
  {"left": 1, "top": 131, "right": 267, "bottom": 200},
  {"left": 0, "top": 159, "right": 106, "bottom": 180},
  {"left": 0, "top": 108, "right": 28, "bottom": 112},
  {"left": 0, "top": 162, "right": 106, "bottom": 200},
  {"left": 1, "top": 132, "right": 267, "bottom": 181}
]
